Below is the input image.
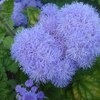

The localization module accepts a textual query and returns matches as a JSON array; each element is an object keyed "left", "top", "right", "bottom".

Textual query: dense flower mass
[
  {"left": 11, "top": 2, "right": 100, "bottom": 87},
  {"left": 15, "top": 79, "right": 45, "bottom": 100},
  {"left": 11, "top": 24, "right": 61, "bottom": 82},
  {"left": 11, "top": 24, "right": 77, "bottom": 87},
  {"left": 57, "top": 2, "right": 100, "bottom": 68},
  {"left": 11, "top": 0, "right": 42, "bottom": 27}
]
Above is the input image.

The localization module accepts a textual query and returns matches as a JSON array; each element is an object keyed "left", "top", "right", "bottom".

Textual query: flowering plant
[{"left": 0, "top": 0, "right": 100, "bottom": 100}]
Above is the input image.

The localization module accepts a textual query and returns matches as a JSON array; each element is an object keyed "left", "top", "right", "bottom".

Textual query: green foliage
[
  {"left": 42, "top": 0, "right": 73, "bottom": 6},
  {"left": 98, "top": 0, "right": 100, "bottom": 5},
  {"left": 3, "top": 36, "right": 13, "bottom": 49},
  {"left": 24, "top": 7, "right": 40, "bottom": 26},
  {"left": 72, "top": 58, "right": 100, "bottom": 100},
  {"left": 0, "top": 1, "right": 27, "bottom": 100}
]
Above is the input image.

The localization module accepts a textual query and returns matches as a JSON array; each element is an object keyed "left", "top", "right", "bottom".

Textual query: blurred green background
[{"left": 0, "top": 0, "right": 100, "bottom": 100}]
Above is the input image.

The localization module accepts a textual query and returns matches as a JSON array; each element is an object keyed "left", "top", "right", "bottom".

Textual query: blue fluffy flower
[
  {"left": 15, "top": 79, "right": 45, "bottom": 100},
  {"left": 11, "top": 24, "right": 61, "bottom": 83},
  {"left": 12, "top": 0, "right": 42, "bottom": 27},
  {"left": 39, "top": 3, "right": 58, "bottom": 34},
  {"left": 11, "top": 23, "right": 77, "bottom": 87},
  {"left": 12, "top": 12, "right": 28, "bottom": 27},
  {"left": 11, "top": 2, "right": 28, "bottom": 27},
  {"left": 11, "top": 2, "right": 100, "bottom": 87},
  {"left": 57, "top": 2, "right": 100, "bottom": 68},
  {"left": 25, "top": 79, "right": 33, "bottom": 87}
]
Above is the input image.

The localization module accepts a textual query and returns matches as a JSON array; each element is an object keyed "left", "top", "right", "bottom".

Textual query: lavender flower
[
  {"left": 12, "top": 0, "right": 42, "bottom": 27},
  {"left": 25, "top": 79, "right": 33, "bottom": 87},
  {"left": 11, "top": 12, "right": 28, "bottom": 27},
  {"left": 31, "top": 86, "right": 38, "bottom": 93},
  {"left": 15, "top": 79, "right": 45, "bottom": 100},
  {"left": 11, "top": 2, "right": 100, "bottom": 87},
  {"left": 15, "top": 85, "right": 27, "bottom": 96},
  {"left": 37, "top": 91, "right": 45, "bottom": 99},
  {"left": 15, "top": 85, "right": 22, "bottom": 93},
  {"left": 22, "top": 92, "right": 37, "bottom": 100},
  {"left": 39, "top": 3, "right": 58, "bottom": 34},
  {"left": 11, "top": 23, "right": 77, "bottom": 87},
  {"left": 11, "top": 2, "right": 78, "bottom": 87},
  {"left": 11, "top": 24, "right": 62, "bottom": 83},
  {"left": 11, "top": 2, "right": 28, "bottom": 27},
  {"left": 57, "top": 2, "right": 100, "bottom": 68}
]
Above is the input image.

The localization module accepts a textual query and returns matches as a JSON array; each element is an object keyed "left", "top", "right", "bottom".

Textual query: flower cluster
[
  {"left": 15, "top": 79, "right": 45, "bottom": 100},
  {"left": 11, "top": 2, "right": 100, "bottom": 87},
  {"left": 11, "top": 0, "right": 42, "bottom": 27},
  {"left": 57, "top": 2, "right": 100, "bottom": 68}
]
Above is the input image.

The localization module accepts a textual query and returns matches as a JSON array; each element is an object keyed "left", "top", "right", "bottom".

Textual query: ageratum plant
[
  {"left": 11, "top": 1, "right": 100, "bottom": 88},
  {"left": 0, "top": 0, "right": 100, "bottom": 100}
]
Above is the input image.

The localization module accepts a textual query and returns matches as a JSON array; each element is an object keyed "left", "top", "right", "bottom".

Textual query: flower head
[
  {"left": 11, "top": 2, "right": 28, "bottom": 27},
  {"left": 22, "top": 92, "right": 37, "bottom": 100},
  {"left": 25, "top": 79, "right": 33, "bottom": 87},
  {"left": 12, "top": 0, "right": 42, "bottom": 27},
  {"left": 15, "top": 85, "right": 27, "bottom": 96},
  {"left": 39, "top": 3, "right": 58, "bottom": 34},
  {"left": 11, "top": 2, "right": 100, "bottom": 88},
  {"left": 15, "top": 79, "right": 45, "bottom": 100},
  {"left": 57, "top": 2, "right": 100, "bottom": 68},
  {"left": 11, "top": 24, "right": 62, "bottom": 83},
  {"left": 11, "top": 23, "right": 77, "bottom": 87},
  {"left": 11, "top": 12, "right": 28, "bottom": 28}
]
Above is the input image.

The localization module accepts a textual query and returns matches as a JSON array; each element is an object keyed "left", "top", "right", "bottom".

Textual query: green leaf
[
  {"left": 42, "top": 0, "right": 73, "bottom": 6},
  {"left": 0, "top": 33, "right": 5, "bottom": 44},
  {"left": 98, "top": 0, "right": 100, "bottom": 5},
  {"left": 3, "top": 36, "right": 13, "bottom": 49},
  {"left": 8, "top": 79, "right": 17, "bottom": 89},
  {"left": 41, "top": 83, "right": 66, "bottom": 100},
  {"left": 24, "top": 7, "right": 40, "bottom": 26},
  {"left": 6, "top": 62, "right": 18, "bottom": 73},
  {"left": 2, "top": 0, "right": 13, "bottom": 17},
  {"left": 0, "top": 66, "right": 9, "bottom": 100},
  {"left": 72, "top": 57, "right": 100, "bottom": 100}
]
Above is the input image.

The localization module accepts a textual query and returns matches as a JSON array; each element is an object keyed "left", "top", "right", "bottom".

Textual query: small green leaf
[
  {"left": 0, "top": 33, "right": 5, "bottom": 44},
  {"left": 98, "top": 0, "right": 100, "bottom": 5},
  {"left": 3, "top": 36, "right": 13, "bottom": 49},
  {"left": 8, "top": 79, "right": 17, "bottom": 89},
  {"left": 24, "top": 7, "right": 40, "bottom": 25},
  {"left": 6, "top": 62, "right": 18, "bottom": 73},
  {"left": 42, "top": 0, "right": 72, "bottom": 6}
]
